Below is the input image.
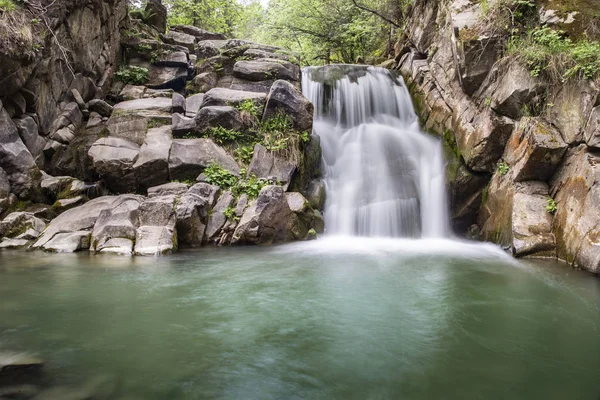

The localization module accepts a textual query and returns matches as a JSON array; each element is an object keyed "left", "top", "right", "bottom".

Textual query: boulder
[
  {"left": 146, "top": 65, "right": 188, "bottom": 91},
  {"left": 194, "top": 106, "right": 244, "bottom": 134},
  {"left": 188, "top": 183, "right": 220, "bottom": 208},
  {"left": 247, "top": 144, "right": 296, "bottom": 190},
  {"left": 0, "top": 212, "right": 46, "bottom": 240},
  {"left": 584, "top": 106, "right": 600, "bottom": 149},
  {"left": 87, "top": 99, "right": 114, "bottom": 117},
  {"left": 172, "top": 113, "right": 196, "bottom": 136},
  {"left": 303, "top": 179, "right": 326, "bottom": 211},
  {"left": 232, "top": 185, "right": 294, "bottom": 245},
  {"left": 0, "top": 353, "right": 44, "bottom": 386},
  {"left": 88, "top": 137, "right": 140, "bottom": 193},
  {"left": 148, "top": 182, "right": 189, "bottom": 198},
  {"left": 285, "top": 192, "right": 308, "bottom": 213},
  {"left": 200, "top": 88, "right": 267, "bottom": 108},
  {"left": 196, "top": 40, "right": 227, "bottom": 59},
  {"left": 0, "top": 238, "right": 30, "bottom": 249},
  {"left": 487, "top": 62, "right": 543, "bottom": 119},
  {"left": 503, "top": 118, "right": 568, "bottom": 182},
  {"left": 0, "top": 168, "right": 9, "bottom": 213},
  {"left": 205, "top": 191, "right": 235, "bottom": 242},
  {"left": 13, "top": 116, "right": 46, "bottom": 167},
  {"left": 52, "top": 196, "right": 86, "bottom": 212},
  {"left": 185, "top": 94, "right": 205, "bottom": 118},
  {"left": 229, "top": 78, "right": 275, "bottom": 94},
  {"left": 135, "top": 196, "right": 177, "bottom": 255},
  {"left": 33, "top": 196, "right": 120, "bottom": 250},
  {"left": 43, "top": 231, "right": 91, "bottom": 253},
  {"left": 162, "top": 31, "right": 196, "bottom": 53},
  {"left": 233, "top": 60, "right": 298, "bottom": 82},
  {"left": 0, "top": 108, "right": 41, "bottom": 199},
  {"left": 188, "top": 72, "right": 218, "bottom": 94},
  {"left": 168, "top": 138, "right": 240, "bottom": 181},
  {"left": 119, "top": 85, "right": 147, "bottom": 101},
  {"left": 154, "top": 51, "right": 189, "bottom": 68},
  {"left": 90, "top": 195, "right": 144, "bottom": 253},
  {"left": 51, "top": 125, "right": 76, "bottom": 145},
  {"left": 263, "top": 80, "right": 313, "bottom": 131},
  {"left": 112, "top": 97, "right": 172, "bottom": 115},
  {"left": 132, "top": 125, "right": 172, "bottom": 190},
  {"left": 547, "top": 81, "right": 597, "bottom": 144},
  {"left": 171, "top": 25, "right": 226, "bottom": 41},
  {"left": 145, "top": 0, "right": 168, "bottom": 33},
  {"left": 172, "top": 93, "right": 186, "bottom": 114},
  {"left": 175, "top": 191, "right": 211, "bottom": 247}
]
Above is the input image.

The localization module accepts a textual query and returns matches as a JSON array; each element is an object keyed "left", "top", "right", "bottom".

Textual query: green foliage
[
  {"left": 224, "top": 206, "right": 240, "bottom": 222},
  {"left": 546, "top": 197, "right": 557, "bottom": 214},
  {"left": 206, "top": 126, "right": 245, "bottom": 145},
  {"left": 0, "top": 0, "right": 16, "bottom": 12},
  {"left": 234, "top": 145, "right": 254, "bottom": 165},
  {"left": 203, "top": 164, "right": 273, "bottom": 199},
  {"left": 497, "top": 161, "right": 510, "bottom": 175},
  {"left": 508, "top": 27, "right": 600, "bottom": 81},
  {"left": 236, "top": 99, "right": 261, "bottom": 119},
  {"left": 163, "top": 0, "right": 241, "bottom": 36},
  {"left": 115, "top": 66, "right": 149, "bottom": 85},
  {"left": 300, "top": 131, "right": 310, "bottom": 144}
]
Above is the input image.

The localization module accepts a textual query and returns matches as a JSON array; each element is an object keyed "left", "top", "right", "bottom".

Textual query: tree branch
[{"left": 350, "top": 0, "right": 402, "bottom": 28}]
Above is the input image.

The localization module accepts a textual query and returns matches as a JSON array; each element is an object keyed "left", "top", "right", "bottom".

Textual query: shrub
[
  {"left": 206, "top": 126, "right": 245, "bottom": 145},
  {"left": 203, "top": 164, "right": 273, "bottom": 199},
  {"left": 224, "top": 206, "right": 240, "bottom": 222},
  {"left": 115, "top": 66, "right": 149, "bottom": 85}
]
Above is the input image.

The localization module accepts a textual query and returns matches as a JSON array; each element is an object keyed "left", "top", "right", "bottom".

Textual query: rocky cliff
[
  {"left": 0, "top": 0, "right": 324, "bottom": 255},
  {"left": 393, "top": 0, "right": 600, "bottom": 274}
]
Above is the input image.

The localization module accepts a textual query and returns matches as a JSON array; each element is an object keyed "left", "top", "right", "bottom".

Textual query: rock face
[
  {"left": 168, "top": 139, "right": 240, "bottom": 181},
  {"left": 396, "top": 0, "right": 600, "bottom": 274}
]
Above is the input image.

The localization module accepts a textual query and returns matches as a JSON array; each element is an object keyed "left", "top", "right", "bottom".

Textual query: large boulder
[
  {"left": 175, "top": 184, "right": 219, "bottom": 246},
  {"left": 146, "top": 65, "right": 188, "bottom": 91},
  {"left": 168, "top": 138, "right": 239, "bottom": 181},
  {"left": 0, "top": 168, "right": 9, "bottom": 215},
  {"left": 133, "top": 125, "right": 173, "bottom": 189},
  {"left": 262, "top": 80, "right": 313, "bottom": 132},
  {"left": 88, "top": 137, "right": 140, "bottom": 193},
  {"left": 108, "top": 98, "right": 172, "bottom": 145},
  {"left": 233, "top": 60, "right": 299, "bottom": 82},
  {"left": 584, "top": 106, "right": 600, "bottom": 149},
  {"left": 161, "top": 31, "right": 196, "bottom": 52},
  {"left": 205, "top": 191, "right": 235, "bottom": 242},
  {"left": 185, "top": 94, "right": 205, "bottom": 118},
  {"left": 90, "top": 195, "right": 145, "bottom": 255},
  {"left": 148, "top": 182, "right": 189, "bottom": 198},
  {"left": 13, "top": 116, "right": 46, "bottom": 167},
  {"left": 503, "top": 118, "right": 567, "bottom": 182},
  {"left": 0, "top": 108, "right": 41, "bottom": 199},
  {"left": 135, "top": 196, "right": 178, "bottom": 255},
  {"left": 247, "top": 144, "right": 296, "bottom": 190},
  {"left": 145, "top": 0, "right": 168, "bottom": 33},
  {"left": 193, "top": 106, "right": 244, "bottom": 135},
  {"left": 547, "top": 81, "right": 597, "bottom": 144},
  {"left": 200, "top": 88, "right": 266, "bottom": 108},
  {"left": 0, "top": 212, "right": 46, "bottom": 241}
]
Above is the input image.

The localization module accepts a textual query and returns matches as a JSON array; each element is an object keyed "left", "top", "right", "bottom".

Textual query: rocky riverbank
[
  {"left": 389, "top": 0, "right": 600, "bottom": 274},
  {"left": 0, "top": 0, "right": 324, "bottom": 255}
]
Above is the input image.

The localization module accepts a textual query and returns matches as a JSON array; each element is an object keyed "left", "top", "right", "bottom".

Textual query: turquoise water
[{"left": 0, "top": 237, "right": 599, "bottom": 399}]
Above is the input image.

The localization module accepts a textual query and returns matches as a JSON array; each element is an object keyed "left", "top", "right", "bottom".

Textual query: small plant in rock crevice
[
  {"left": 223, "top": 206, "right": 240, "bottom": 222},
  {"left": 115, "top": 65, "right": 149, "bottom": 85},
  {"left": 497, "top": 161, "right": 510, "bottom": 175},
  {"left": 546, "top": 197, "right": 557, "bottom": 214},
  {"left": 203, "top": 164, "right": 273, "bottom": 199}
]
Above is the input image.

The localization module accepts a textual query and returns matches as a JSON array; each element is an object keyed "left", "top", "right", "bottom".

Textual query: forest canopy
[{"left": 131, "top": 0, "right": 408, "bottom": 65}]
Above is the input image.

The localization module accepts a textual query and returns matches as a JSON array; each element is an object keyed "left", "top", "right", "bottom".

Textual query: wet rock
[
  {"left": 0, "top": 353, "right": 43, "bottom": 386},
  {"left": 88, "top": 137, "right": 140, "bottom": 194},
  {"left": 512, "top": 183, "right": 556, "bottom": 257},
  {"left": 303, "top": 180, "right": 326, "bottom": 211},
  {"left": 504, "top": 118, "right": 568, "bottom": 182},
  {"left": 132, "top": 126, "right": 172, "bottom": 190},
  {"left": 135, "top": 196, "right": 177, "bottom": 255},
  {"left": 193, "top": 106, "right": 243, "bottom": 135},
  {"left": 168, "top": 138, "right": 239, "bottom": 181},
  {"left": 247, "top": 144, "right": 296, "bottom": 190},
  {"left": 0, "top": 238, "right": 31, "bottom": 250},
  {"left": 200, "top": 88, "right": 267, "bottom": 108},
  {"left": 263, "top": 80, "right": 313, "bottom": 132},
  {"left": 42, "top": 231, "right": 91, "bottom": 253},
  {"left": 0, "top": 212, "right": 46, "bottom": 240}
]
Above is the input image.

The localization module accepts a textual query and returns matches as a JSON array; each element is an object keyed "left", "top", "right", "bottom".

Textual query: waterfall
[{"left": 302, "top": 65, "right": 450, "bottom": 238}]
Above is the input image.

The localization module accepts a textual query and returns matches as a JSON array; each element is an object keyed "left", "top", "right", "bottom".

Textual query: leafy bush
[
  {"left": 204, "top": 164, "right": 239, "bottom": 190},
  {"left": 0, "top": 0, "right": 16, "bottom": 12},
  {"left": 224, "top": 206, "right": 240, "bottom": 222},
  {"left": 206, "top": 126, "right": 245, "bottom": 145},
  {"left": 508, "top": 27, "right": 600, "bottom": 81},
  {"left": 203, "top": 164, "right": 273, "bottom": 199},
  {"left": 234, "top": 145, "right": 254, "bottom": 165},
  {"left": 115, "top": 66, "right": 149, "bottom": 85}
]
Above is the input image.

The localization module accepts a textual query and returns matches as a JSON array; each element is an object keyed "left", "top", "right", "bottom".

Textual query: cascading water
[{"left": 302, "top": 65, "right": 450, "bottom": 238}]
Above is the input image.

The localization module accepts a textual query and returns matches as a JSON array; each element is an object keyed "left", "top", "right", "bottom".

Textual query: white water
[{"left": 302, "top": 65, "right": 450, "bottom": 238}]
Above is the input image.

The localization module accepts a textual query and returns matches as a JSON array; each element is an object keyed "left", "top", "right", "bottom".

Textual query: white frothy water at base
[{"left": 302, "top": 66, "right": 450, "bottom": 238}]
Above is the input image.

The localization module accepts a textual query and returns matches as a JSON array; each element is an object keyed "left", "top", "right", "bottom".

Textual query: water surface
[{"left": 0, "top": 238, "right": 599, "bottom": 399}]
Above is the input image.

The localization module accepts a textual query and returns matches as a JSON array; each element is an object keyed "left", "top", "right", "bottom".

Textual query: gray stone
[
  {"left": 145, "top": 0, "right": 167, "bottom": 33},
  {"left": 0, "top": 167, "right": 9, "bottom": 199},
  {"left": 172, "top": 93, "right": 186, "bottom": 114},
  {"left": 146, "top": 65, "right": 188, "bottom": 91},
  {"left": 13, "top": 116, "right": 46, "bottom": 167},
  {"left": 229, "top": 78, "right": 275, "bottom": 94},
  {"left": 0, "top": 212, "right": 46, "bottom": 239},
  {"left": 119, "top": 85, "right": 146, "bottom": 101},
  {"left": 53, "top": 196, "right": 86, "bottom": 212},
  {"left": 98, "top": 238, "right": 135, "bottom": 255},
  {"left": 200, "top": 88, "right": 267, "bottom": 108},
  {"left": 247, "top": 144, "right": 296, "bottom": 190},
  {"left": 188, "top": 183, "right": 220, "bottom": 208},
  {"left": 263, "top": 80, "right": 313, "bottom": 131},
  {"left": 43, "top": 231, "right": 91, "bottom": 253},
  {"left": 88, "top": 137, "right": 140, "bottom": 194},
  {"left": 148, "top": 182, "right": 188, "bottom": 198},
  {"left": 112, "top": 98, "right": 172, "bottom": 115},
  {"left": 188, "top": 72, "right": 218, "bottom": 94},
  {"left": 171, "top": 25, "right": 226, "bottom": 41},
  {"left": 91, "top": 195, "right": 144, "bottom": 253},
  {"left": 172, "top": 113, "right": 196, "bottom": 137},
  {"left": 135, "top": 196, "right": 177, "bottom": 255},
  {"left": 132, "top": 125, "right": 172, "bottom": 190},
  {"left": 51, "top": 125, "right": 76, "bottom": 145},
  {"left": 162, "top": 31, "right": 196, "bottom": 53},
  {"left": 285, "top": 192, "right": 309, "bottom": 213},
  {"left": 0, "top": 108, "right": 41, "bottom": 199},
  {"left": 233, "top": 60, "right": 299, "bottom": 82},
  {"left": 185, "top": 94, "right": 205, "bottom": 118},
  {"left": 0, "top": 238, "right": 31, "bottom": 249},
  {"left": 548, "top": 81, "right": 597, "bottom": 144},
  {"left": 194, "top": 106, "right": 244, "bottom": 134},
  {"left": 168, "top": 138, "right": 240, "bottom": 181},
  {"left": 512, "top": 184, "right": 556, "bottom": 257},
  {"left": 175, "top": 192, "right": 210, "bottom": 247},
  {"left": 205, "top": 191, "right": 235, "bottom": 242},
  {"left": 155, "top": 51, "right": 188, "bottom": 68},
  {"left": 488, "top": 62, "right": 543, "bottom": 119},
  {"left": 87, "top": 99, "right": 114, "bottom": 117},
  {"left": 304, "top": 180, "right": 326, "bottom": 211}
]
